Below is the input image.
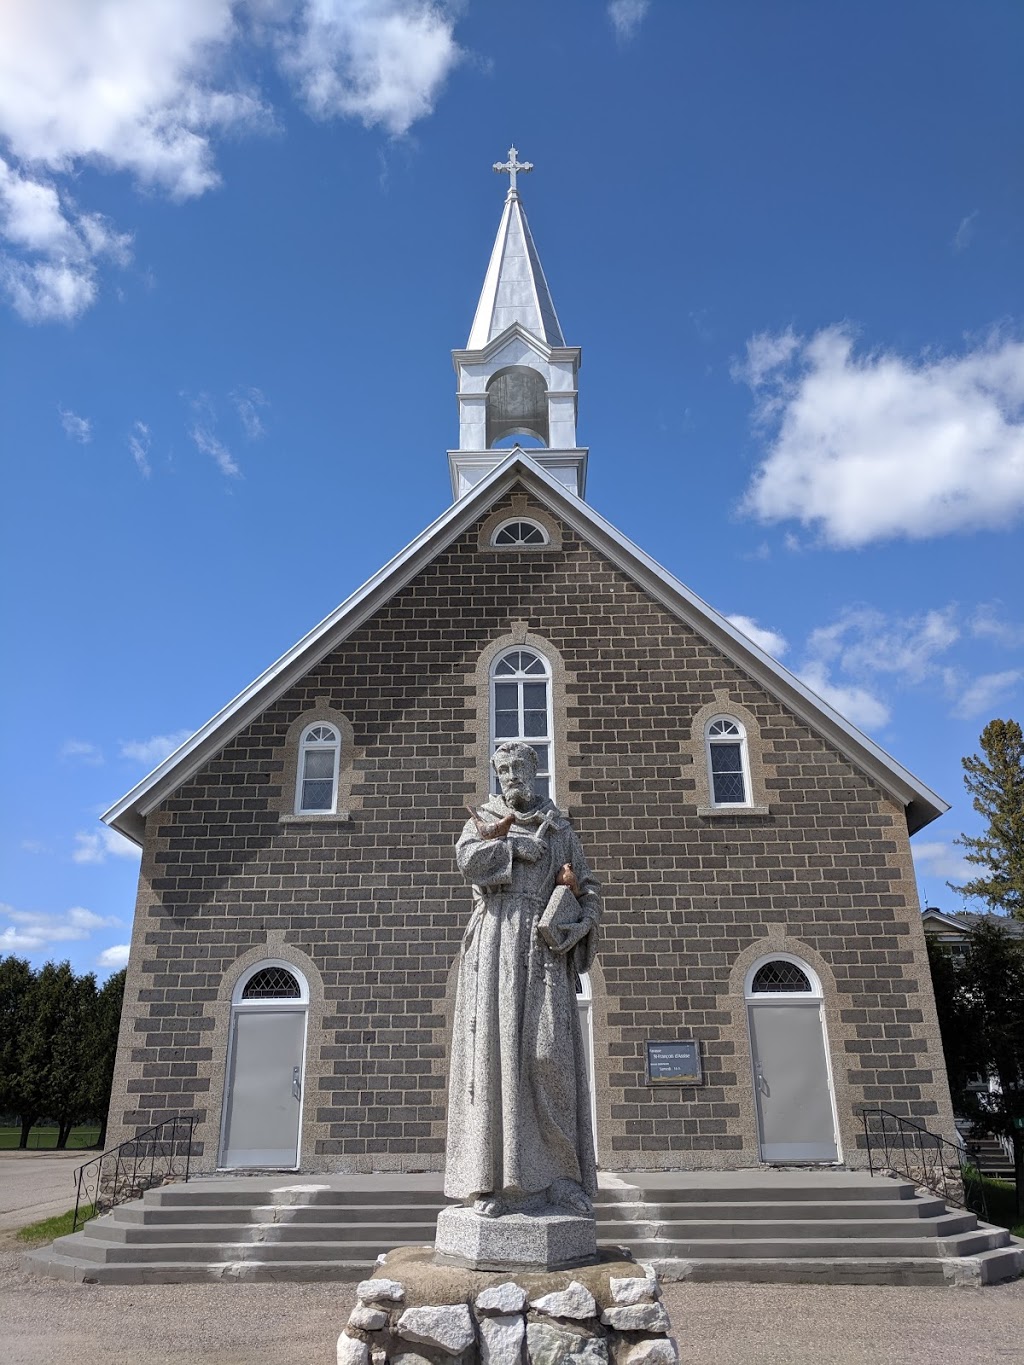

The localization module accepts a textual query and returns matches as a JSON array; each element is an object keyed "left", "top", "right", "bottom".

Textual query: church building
[{"left": 103, "top": 153, "right": 955, "bottom": 1177}]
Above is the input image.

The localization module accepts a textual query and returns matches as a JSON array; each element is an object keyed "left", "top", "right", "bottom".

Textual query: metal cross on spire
[{"left": 493, "top": 145, "right": 534, "bottom": 196}]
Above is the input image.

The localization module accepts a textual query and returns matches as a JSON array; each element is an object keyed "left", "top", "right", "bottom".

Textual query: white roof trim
[{"left": 104, "top": 452, "right": 948, "bottom": 843}]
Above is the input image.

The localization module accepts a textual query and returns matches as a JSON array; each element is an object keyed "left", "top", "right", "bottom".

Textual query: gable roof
[{"left": 103, "top": 451, "right": 948, "bottom": 843}]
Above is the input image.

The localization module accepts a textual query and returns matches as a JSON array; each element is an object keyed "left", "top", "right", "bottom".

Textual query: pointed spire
[{"left": 467, "top": 149, "right": 565, "bottom": 349}]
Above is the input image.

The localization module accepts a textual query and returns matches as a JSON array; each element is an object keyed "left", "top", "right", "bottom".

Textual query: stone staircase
[
  {"left": 966, "top": 1137, "right": 1015, "bottom": 1181},
  {"left": 23, "top": 1170, "right": 1023, "bottom": 1287}
]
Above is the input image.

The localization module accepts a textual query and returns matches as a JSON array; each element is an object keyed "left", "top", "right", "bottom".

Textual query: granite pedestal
[{"left": 434, "top": 1205, "right": 597, "bottom": 1271}]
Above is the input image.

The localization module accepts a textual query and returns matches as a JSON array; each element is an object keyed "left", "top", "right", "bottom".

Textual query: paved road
[
  {"left": 1, "top": 1247, "right": 1022, "bottom": 1365},
  {"left": 0, "top": 1151, "right": 87, "bottom": 1232}
]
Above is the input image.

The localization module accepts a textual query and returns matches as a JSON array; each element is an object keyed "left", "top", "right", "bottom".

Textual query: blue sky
[{"left": 2, "top": 1, "right": 1022, "bottom": 975}]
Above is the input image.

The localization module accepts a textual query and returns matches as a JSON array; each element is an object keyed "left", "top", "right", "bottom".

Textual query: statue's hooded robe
[{"left": 444, "top": 795, "right": 601, "bottom": 1202}]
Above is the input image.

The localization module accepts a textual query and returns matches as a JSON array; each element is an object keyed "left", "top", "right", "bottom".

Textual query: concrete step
[
  {"left": 595, "top": 1197, "right": 949, "bottom": 1222},
  {"left": 51, "top": 1235, "right": 426, "bottom": 1265},
  {"left": 596, "top": 1180, "right": 918, "bottom": 1204},
  {"left": 23, "top": 1171, "right": 1024, "bottom": 1289},
  {"left": 83, "top": 1218, "right": 441, "bottom": 1244},
  {"left": 597, "top": 1214, "right": 978, "bottom": 1240},
  {"left": 610, "top": 1229, "right": 1012, "bottom": 1261},
  {"left": 85, "top": 1213, "right": 976, "bottom": 1246},
  {"left": 117, "top": 1201, "right": 450, "bottom": 1226}
]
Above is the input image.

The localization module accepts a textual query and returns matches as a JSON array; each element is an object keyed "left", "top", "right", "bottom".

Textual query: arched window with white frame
[
  {"left": 295, "top": 723, "right": 341, "bottom": 814},
  {"left": 491, "top": 518, "right": 549, "bottom": 548},
  {"left": 490, "top": 648, "right": 554, "bottom": 800},
  {"left": 705, "top": 716, "right": 751, "bottom": 808}
]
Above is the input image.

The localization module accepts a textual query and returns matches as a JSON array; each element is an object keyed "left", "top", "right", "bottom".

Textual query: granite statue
[{"left": 444, "top": 741, "right": 600, "bottom": 1219}]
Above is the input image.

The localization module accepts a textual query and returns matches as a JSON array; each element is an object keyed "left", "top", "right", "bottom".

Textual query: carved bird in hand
[
  {"left": 465, "top": 805, "right": 515, "bottom": 841},
  {"left": 556, "top": 863, "right": 580, "bottom": 896}
]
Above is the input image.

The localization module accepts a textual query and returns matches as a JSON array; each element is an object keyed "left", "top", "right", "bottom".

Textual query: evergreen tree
[
  {"left": 48, "top": 967, "right": 97, "bottom": 1148},
  {"left": 0, "top": 957, "right": 34, "bottom": 1129},
  {"left": 949, "top": 718, "right": 1024, "bottom": 919}
]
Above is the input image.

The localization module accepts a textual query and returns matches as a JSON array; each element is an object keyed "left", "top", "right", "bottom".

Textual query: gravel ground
[{"left": 1, "top": 1247, "right": 1022, "bottom": 1365}]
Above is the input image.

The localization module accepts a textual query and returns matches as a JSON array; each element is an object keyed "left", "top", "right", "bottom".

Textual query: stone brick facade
[{"left": 106, "top": 485, "right": 954, "bottom": 1172}]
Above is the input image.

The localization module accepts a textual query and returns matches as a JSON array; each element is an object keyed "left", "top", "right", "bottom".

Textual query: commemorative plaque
[{"left": 645, "top": 1039, "right": 702, "bottom": 1086}]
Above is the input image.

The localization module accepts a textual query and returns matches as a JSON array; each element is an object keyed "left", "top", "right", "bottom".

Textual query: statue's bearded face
[{"left": 494, "top": 752, "right": 536, "bottom": 811}]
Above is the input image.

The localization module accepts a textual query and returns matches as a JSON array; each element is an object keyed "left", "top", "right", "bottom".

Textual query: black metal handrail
[
  {"left": 72, "top": 1116, "right": 196, "bottom": 1232},
  {"left": 860, "top": 1107, "right": 988, "bottom": 1220}
]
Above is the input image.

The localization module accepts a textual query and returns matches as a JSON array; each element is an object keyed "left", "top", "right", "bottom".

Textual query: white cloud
[
  {"left": 60, "top": 738, "right": 104, "bottom": 765},
  {"left": 912, "top": 840, "right": 973, "bottom": 882},
  {"left": 58, "top": 406, "right": 92, "bottom": 442},
  {"left": 119, "top": 728, "right": 193, "bottom": 767},
  {"left": 737, "top": 327, "right": 1024, "bottom": 547},
  {"left": 72, "top": 827, "right": 141, "bottom": 865},
  {"left": 953, "top": 211, "right": 978, "bottom": 253},
  {"left": 0, "top": 1, "right": 265, "bottom": 198},
  {"left": 726, "top": 614, "right": 788, "bottom": 658},
  {"left": 232, "top": 386, "right": 268, "bottom": 439},
  {"left": 608, "top": 0, "right": 650, "bottom": 41},
  {"left": 0, "top": 2, "right": 467, "bottom": 323},
  {"left": 98, "top": 943, "right": 131, "bottom": 969},
  {"left": 804, "top": 606, "right": 960, "bottom": 686},
  {"left": 190, "top": 424, "right": 241, "bottom": 477},
  {"left": 279, "top": 0, "right": 464, "bottom": 136},
  {"left": 952, "top": 669, "right": 1023, "bottom": 720},
  {"left": 0, "top": 155, "right": 132, "bottom": 322},
  {"left": 969, "top": 604, "right": 1024, "bottom": 649},
  {"left": 0, "top": 902, "right": 120, "bottom": 953},
  {"left": 128, "top": 420, "right": 152, "bottom": 476},
  {"left": 796, "top": 662, "right": 891, "bottom": 731}
]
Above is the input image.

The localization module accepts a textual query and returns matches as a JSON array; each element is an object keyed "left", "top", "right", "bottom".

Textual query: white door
[
  {"left": 746, "top": 956, "right": 839, "bottom": 1163},
  {"left": 220, "top": 962, "right": 307, "bottom": 1168}
]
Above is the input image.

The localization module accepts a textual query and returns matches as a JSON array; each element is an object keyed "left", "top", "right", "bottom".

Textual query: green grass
[
  {"left": 981, "top": 1176, "right": 1024, "bottom": 1239},
  {"left": 0, "top": 1124, "right": 100, "bottom": 1151},
  {"left": 15, "top": 1203, "right": 97, "bottom": 1245}
]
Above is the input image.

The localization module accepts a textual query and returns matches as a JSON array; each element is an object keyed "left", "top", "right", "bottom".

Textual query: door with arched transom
[
  {"left": 746, "top": 955, "right": 839, "bottom": 1162},
  {"left": 220, "top": 962, "right": 308, "bottom": 1168}
]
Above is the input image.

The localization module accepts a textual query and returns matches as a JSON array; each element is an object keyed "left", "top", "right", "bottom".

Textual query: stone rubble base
[{"left": 337, "top": 1246, "right": 679, "bottom": 1365}]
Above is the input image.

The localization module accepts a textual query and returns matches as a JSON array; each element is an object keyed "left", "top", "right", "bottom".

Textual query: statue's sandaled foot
[
  {"left": 548, "top": 1178, "right": 593, "bottom": 1216},
  {"left": 472, "top": 1195, "right": 505, "bottom": 1217}
]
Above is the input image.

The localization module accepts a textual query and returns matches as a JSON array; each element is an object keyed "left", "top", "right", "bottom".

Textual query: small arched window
[
  {"left": 492, "top": 519, "right": 549, "bottom": 548},
  {"left": 706, "top": 716, "right": 751, "bottom": 807},
  {"left": 295, "top": 723, "right": 340, "bottom": 814},
  {"left": 750, "top": 959, "right": 813, "bottom": 994},
  {"left": 491, "top": 648, "right": 554, "bottom": 799},
  {"left": 242, "top": 966, "right": 302, "bottom": 1000}
]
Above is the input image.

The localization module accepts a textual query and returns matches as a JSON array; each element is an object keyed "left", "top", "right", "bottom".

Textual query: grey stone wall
[{"left": 107, "top": 487, "right": 954, "bottom": 1170}]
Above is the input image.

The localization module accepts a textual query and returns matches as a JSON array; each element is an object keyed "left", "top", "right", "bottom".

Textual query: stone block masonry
[{"left": 105, "top": 486, "right": 953, "bottom": 1171}]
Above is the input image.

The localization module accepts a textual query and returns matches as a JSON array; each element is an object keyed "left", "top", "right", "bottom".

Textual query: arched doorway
[
  {"left": 745, "top": 954, "right": 839, "bottom": 1162},
  {"left": 219, "top": 961, "right": 309, "bottom": 1168},
  {"left": 575, "top": 969, "right": 598, "bottom": 1156}
]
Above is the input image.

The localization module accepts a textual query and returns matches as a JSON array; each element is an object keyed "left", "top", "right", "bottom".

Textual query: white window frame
[
  {"left": 232, "top": 959, "right": 310, "bottom": 1007},
  {"left": 705, "top": 715, "right": 752, "bottom": 809},
  {"left": 490, "top": 517, "right": 550, "bottom": 548},
  {"left": 744, "top": 953, "right": 823, "bottom": 1000},
  {"left": 294, "top": 723, "right": 341, "bottom": 815},
  {"left": 489, "top": 647, "right": 556, "bottom": 801}
]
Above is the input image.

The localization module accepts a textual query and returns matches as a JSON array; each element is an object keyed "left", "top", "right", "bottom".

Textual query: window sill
[
  {"left": 696, "top": 804, "right": 771, "bottom": 818},
  {"left": 279, "top": 811, "right": 353, "bottom": 825}
]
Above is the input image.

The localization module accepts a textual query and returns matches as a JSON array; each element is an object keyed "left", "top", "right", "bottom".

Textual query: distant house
[{"left": 921, "top": 906, "right": 1024, "bottom": 954}]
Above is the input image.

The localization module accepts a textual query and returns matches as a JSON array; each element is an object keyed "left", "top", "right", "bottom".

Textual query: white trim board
[{"left": 103, "top": 451, "right": 948, "bottom": 843}]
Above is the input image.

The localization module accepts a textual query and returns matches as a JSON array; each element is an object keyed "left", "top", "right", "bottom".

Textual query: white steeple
[{"left": 448, "top": 148, "right": 587, "bottom": 502}]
